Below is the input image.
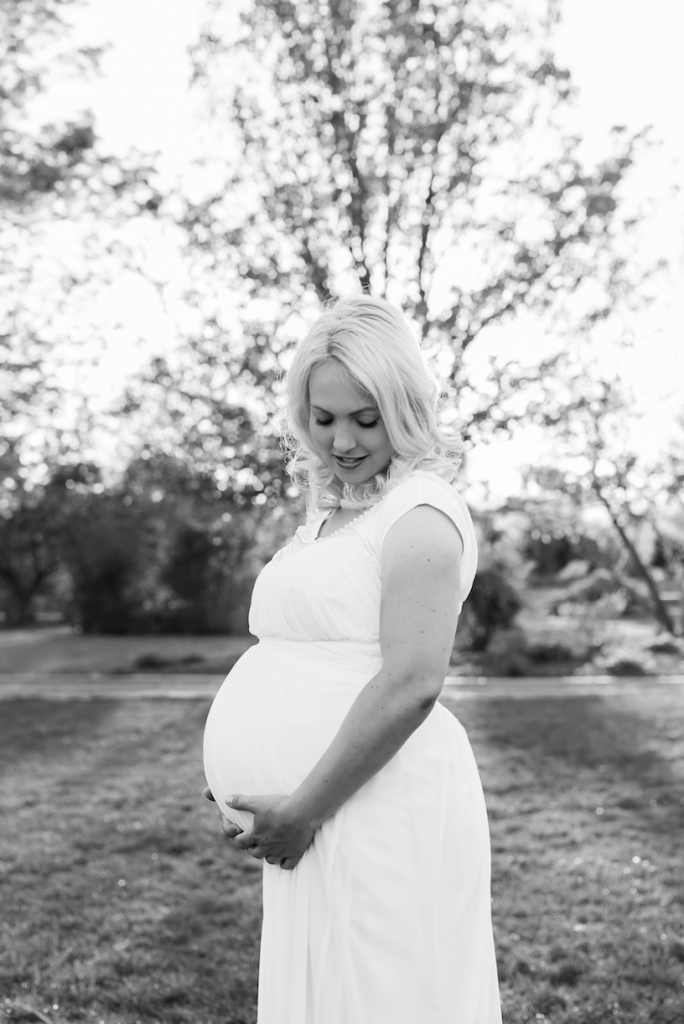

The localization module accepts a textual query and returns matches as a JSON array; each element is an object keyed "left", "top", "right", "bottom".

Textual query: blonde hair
[{"left": 279, "top": 295, "right": 464, "bottom": 516}]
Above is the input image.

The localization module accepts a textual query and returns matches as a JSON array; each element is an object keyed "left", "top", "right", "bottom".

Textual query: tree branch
[{"left": 592, "top": 480, "right": 677, "bottom": 635}]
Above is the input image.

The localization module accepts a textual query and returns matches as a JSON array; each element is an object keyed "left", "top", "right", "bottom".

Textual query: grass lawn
[
  {"left": 0, "top": 633, "right": 256, "bottom": 676},
  {"left": 1, "top": 692, "right": 683, "bottom": 1024}
]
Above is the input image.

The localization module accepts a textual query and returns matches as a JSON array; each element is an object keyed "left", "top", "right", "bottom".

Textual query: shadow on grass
[
  {"left": 0, "top": 699, "right": 120, "bottom": 775},
  {"left": 0, "top": 699, "right": 262, "bottom": 1024},
  {"left": 441, "top": 693, "right": 684, "bottom": 1024},
  {"left": 460, "top": 694, "right": 684, "bottom": 832}
]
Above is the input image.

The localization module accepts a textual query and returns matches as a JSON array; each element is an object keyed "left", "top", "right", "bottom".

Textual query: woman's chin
[{"left": 333, "top": 467, "right": 375, "bottom": 485}]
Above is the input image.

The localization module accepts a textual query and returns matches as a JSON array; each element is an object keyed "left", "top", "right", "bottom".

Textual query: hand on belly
[{"left": 227, "top": 793, "right": 316, "bottom": 871}]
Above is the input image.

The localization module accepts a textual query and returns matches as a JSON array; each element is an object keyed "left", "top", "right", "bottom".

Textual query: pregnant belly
[{"left": 203, "top": 637, "right": 382, "bottom": 831}]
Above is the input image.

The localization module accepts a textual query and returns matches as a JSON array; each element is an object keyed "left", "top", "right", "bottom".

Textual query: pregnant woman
[{"left": 203, "top": 295, "right": 502, "bottom": 1023}]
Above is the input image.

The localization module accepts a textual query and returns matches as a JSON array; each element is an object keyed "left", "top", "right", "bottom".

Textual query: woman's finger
[
  {"left": 202, "top": 786, "right": 216, "bottom": 802},
  {"left": 247, "top": 845, "right": 265, "bottom": 860},
  {"left": 218, "top": 809, "right": 242, "bottom": 836},
  {"left": 225, "top": 793, "right": 259, "bottom": 814},
  {"left": 233, "top": 830, "right": 255, "bottom": 851}
]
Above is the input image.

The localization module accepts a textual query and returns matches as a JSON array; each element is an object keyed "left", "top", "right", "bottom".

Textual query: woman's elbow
[
  {"left": 383, "top": 662, "right": 446, "bottom": 715},
  {"left": 406, "top": 674, "right": 444, "bottom": 714},
  {"left": 416, "top": 694, "right": 439, "bottom": 717}
]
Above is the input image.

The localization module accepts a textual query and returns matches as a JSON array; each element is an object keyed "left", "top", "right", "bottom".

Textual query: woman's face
[{"left": 308, "top": 361, "right": 395, "bottom": 484}]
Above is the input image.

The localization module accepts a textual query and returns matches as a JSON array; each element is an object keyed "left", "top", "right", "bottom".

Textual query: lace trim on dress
[
  {"left": 269, "top": 525, "right": 311, "bottom": 567},
  {"left": 268, "top": 470, "right": 447, "bottom": 567},
  {"left": 269, "top": 504, "right": 376, "bottom": 566},
  {"left": 313, "top": 504, "right": 376, "bottom": 543}
]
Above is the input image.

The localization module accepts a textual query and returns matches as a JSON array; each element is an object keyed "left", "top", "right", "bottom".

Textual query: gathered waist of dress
[{"left": 254, "top": 635, "right": 383, "bottom": 675}]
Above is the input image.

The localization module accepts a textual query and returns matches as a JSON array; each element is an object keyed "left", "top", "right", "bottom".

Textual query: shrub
[
  {"left": 527, "top": 641, "right": 581, "bottom": 663},
  {"left": 60, "top": 495, "right": 153, "bottom": 633},
  {"left": 606, "top": 657, "right": 652, "bottom": 677},
  {"left": 458, "top": 566, "right": 524, "bottom": 653}
]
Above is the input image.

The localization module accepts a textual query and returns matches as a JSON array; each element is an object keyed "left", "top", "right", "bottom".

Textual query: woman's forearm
[{"left": 282, "top": 669, "right": 440, "bottom": 830}]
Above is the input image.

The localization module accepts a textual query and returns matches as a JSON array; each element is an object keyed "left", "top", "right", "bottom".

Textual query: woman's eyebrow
[{"left": 311, "top": 404, "right": 377, "bottom": 415}]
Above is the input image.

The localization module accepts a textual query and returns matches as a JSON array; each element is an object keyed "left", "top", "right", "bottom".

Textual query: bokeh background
[
  {"left": 1, "top": 0, "right": 683, "bottom": 665},
  {"left": 1, "top": 3, "right": 684, "bottom": 1023}
]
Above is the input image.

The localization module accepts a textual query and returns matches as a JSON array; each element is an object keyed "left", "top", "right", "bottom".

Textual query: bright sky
[{"left": 39, "top": 0, "right": 684, "bottom": 495}]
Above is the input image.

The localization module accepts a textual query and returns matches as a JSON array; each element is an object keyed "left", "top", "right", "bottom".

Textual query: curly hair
[{"left": 277, "top": 295, "right": 464, "bottom": 517}]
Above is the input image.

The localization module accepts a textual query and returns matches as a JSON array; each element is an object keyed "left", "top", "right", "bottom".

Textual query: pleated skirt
[{"left": 203, "top": 637, "right": 502, "bottom": 1024}]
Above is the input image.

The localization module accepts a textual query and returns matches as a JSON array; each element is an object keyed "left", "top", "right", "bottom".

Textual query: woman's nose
[{"left": 332, "top": 426, "right": 356, "bottom": 453}]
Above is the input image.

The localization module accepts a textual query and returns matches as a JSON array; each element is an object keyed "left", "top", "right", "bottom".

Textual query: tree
[
  {"left": 0, "top": 1, "right": 165, "bottom": 625},
  {"left": 153, "top": 0, "right": 658, "bottom": 457},
  {"left": 59, "top": 492, "right": 158, "bottom": 634},
  {"left": 53, "top": 451, "right": 299, "bottom": 634},
  {"left": 523, "top": 363, "right": 683, "bottom": 634},
  {"left": 117, "top": 450, "right": 298, "bottom": 632},
  {"left": 116, "top": 361, "right": 295, "bottom": 514},
  {"left": 0, "top": 498, "right": 63, "bottom": 626},
  {"left": 0, "top": 0, "right": 162, "bottom": 490},
  {"left": 0, "top": 458, "right": 102, "bottom": 626}
]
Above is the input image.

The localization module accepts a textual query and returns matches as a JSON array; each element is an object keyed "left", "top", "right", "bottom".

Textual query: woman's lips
[{"left": 334, "top": 455, "right": 368, "bottom": 467}]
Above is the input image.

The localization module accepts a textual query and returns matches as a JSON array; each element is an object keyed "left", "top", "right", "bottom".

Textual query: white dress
[{"left": 203, "top": 470, "right": 502, "bottom": 1024}]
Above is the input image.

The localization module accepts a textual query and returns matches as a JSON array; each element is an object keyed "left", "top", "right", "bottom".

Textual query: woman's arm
[
  {"left": 283, "top": 502, "right": 463, "bottom": 827},
  {"left": 230, "top": 503, "right": 463, "bottom": 865}
]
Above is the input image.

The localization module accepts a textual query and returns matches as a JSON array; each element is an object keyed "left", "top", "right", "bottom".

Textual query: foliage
[
  {"left": 117, "top": 451, "right": 298, "bottom": 633},
  {"left": 59, "top": 491, "right": 157, "bottom": 633},
  {"left": 103, "top": 0, "right": 666, "bottom": 526},
  {"left": 60, "top": 458, "right": 254, "bottom": 634},
  {"left": 0, "top": 496, "right": 63, "bottom": 626},
  {"left": 459, "top": 565, "right": 524, "bottom": 652},
  {"left": 3, "top": 443, "right": 543, "bottom": 640},
  {"left": 159, "top": 520, "right": 256, "bottom": 635},
  {"left": 523, "top": 529, "right": 606, "bottom": 576},
  {"left": 0, "top": 452, "right": 304, "bottom": 633},
  {"left": 1, "top": 0, "right": 675, "bottom": 634},
  {"left": 524, "top": 369, "right": 684, "bottom": 634},
  {"left": 159, "top": 0, "right": 657, "bottom": 454},
  {"left": 457, "top": 519, "right": 527, "bottom": 652},
  {"left": 0, "top": 0, "right": 162, "bottom": 488},
  {"left": 0, "top": 458, "right": 99, "bottom": 627},
  {"left": 117, "top": 370, "right": 295, "bottom": 513}
]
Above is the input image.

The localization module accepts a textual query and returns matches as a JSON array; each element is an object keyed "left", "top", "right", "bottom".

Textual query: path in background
[
  {"left": 0, "top": 626, "right": 72, "bottom": 649},
  {"left": 2, "top": 629, "right": 683, "bottom": 701},
  {"left": 1, "top": 673, "right": 683, "bottom": 702}
]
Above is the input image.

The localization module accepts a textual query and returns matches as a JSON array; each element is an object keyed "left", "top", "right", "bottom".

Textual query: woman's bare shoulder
[{"left": 381, "top": 503, "right": 464, "bottom": 566}]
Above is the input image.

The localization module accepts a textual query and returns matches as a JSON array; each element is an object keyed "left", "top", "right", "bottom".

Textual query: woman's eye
[{"left": 313, "top": 418, "right": 379, "bottom": 429}]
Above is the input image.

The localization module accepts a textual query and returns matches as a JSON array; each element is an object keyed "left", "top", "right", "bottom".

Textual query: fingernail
[{"left": 225, "top": 795, "right": 234, "bottom": 805}]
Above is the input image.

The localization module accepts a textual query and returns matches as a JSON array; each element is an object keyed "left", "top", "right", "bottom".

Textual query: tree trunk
[
  {"left": 593, "top": 484, "right": 677, "bottom": 635},
  {"left": 1, "top": 593, "right": 36, "bottom": 628}
]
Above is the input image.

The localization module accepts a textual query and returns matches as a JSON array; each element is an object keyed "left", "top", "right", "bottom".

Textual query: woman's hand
[
  {"left": 202, "top": 786, "right": 244, "bottom": 843},
  {"left": 228, "top": 794, "right": 315, "bottom": 871}
]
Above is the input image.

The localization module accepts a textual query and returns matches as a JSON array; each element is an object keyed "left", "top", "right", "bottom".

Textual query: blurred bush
[
  {"left": 458, "top": 565, "right": 524, "bottom": 653},
  {"left": 60, "top": 493, "right": 152, "bottom": 633},
  {"left": 456, "top": 512, "right": 530, "bottom": 653},
  {"left": 523, "top": 530, "right": 607, "bottom": 577},
  {"left": 0, "top": 454, "right": 298, "bottom": 634}
]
